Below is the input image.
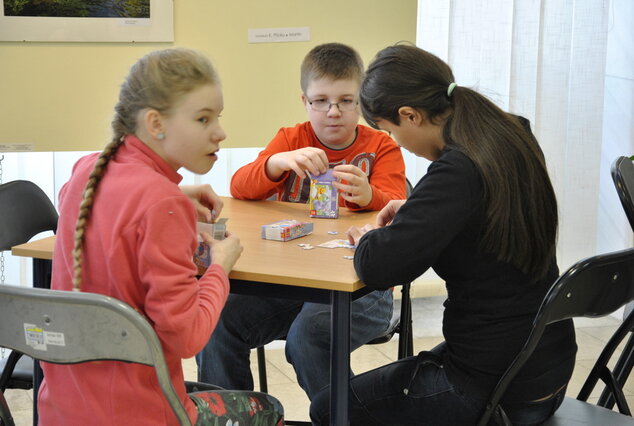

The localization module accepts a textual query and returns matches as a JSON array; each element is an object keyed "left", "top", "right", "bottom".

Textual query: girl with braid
[
  {"left": 39, "top": 48, "right": 284, "bottom": 425},
  {"left": 310, "top": 44, "right": 576, "bottom": 425}
]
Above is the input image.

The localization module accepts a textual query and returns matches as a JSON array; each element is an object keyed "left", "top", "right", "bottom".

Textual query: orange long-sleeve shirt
[
  {"left": 230, "top": 122, "right": 407, "bottom": 210},
  {"left": 39, "top": 136, "right": 229, "bottom": 425}
]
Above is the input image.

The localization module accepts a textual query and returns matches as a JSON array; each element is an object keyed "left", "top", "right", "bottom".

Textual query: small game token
[
  {"left": 343, "top": 255, "right": 354, "bottom": 260},
  {"left": 327, "top": 231, "right": 338, "bottom": 235}
]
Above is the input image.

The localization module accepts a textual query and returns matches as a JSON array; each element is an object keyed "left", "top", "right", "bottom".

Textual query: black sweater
[{"left": 354, "top": 148, "right": 576, "bottom": 402}]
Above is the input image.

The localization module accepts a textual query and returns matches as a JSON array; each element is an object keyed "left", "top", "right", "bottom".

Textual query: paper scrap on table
[{"left": 316, "top": 239, "right": 355, "bottom": 249}]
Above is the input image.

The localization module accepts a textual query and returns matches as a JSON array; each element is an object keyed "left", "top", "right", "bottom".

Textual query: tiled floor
[{"left": 4, "top": 296, "right": 634, "bottom": 424}]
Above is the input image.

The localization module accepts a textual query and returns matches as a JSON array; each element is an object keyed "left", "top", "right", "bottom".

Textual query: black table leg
[
  {"left": 31, "top": 257, "right": 51, "bottom": 426},
  {"left": 330, "top": 291, "right": 350, "bottom": 426}
]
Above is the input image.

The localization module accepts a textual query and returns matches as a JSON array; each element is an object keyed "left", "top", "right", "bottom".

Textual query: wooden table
[{"left": 12, "top": 196, "right": 377, "bottom": 426}]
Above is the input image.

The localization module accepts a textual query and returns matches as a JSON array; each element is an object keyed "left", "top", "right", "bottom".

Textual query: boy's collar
[{"left": 316, "top": 126, "right": 358, "bottom": 151}]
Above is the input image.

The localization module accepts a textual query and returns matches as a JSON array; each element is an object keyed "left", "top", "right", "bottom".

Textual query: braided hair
[{"left": 72, "top": 48, "right": 219, "bottom": 290}]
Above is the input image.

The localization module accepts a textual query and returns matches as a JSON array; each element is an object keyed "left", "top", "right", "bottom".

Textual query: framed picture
[{"left": 0, "top": 0, "right": 173, "bottom": 42}]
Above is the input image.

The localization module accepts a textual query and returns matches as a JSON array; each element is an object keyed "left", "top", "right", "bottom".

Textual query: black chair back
[
  {"left": 0, "top": 180, "right": 58, "bottom": 251},
  {"left": 612, "top": 156, "right": 634, "bottom": 232},
  {"left": 478, "top": 247, "right": 634, "bottom": 425}
]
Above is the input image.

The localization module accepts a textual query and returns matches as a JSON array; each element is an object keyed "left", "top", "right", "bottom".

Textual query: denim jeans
[
  {"left": 196, "top": 286, "right": 393, "bottom": 400},
  {"left": 310, "top": 343, "right": 566, "bottom": 425}
]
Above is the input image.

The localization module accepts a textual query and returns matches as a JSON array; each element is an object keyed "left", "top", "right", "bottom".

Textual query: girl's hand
[
  {"left": 265, "top": 147, "right": 329, "bottom": 180},
  {"left": 332, "top": 164, "right": 372, "bottom": 208},
  {"left": 346, "top": 224, "right": 377, "bottom": 246},
  {"left": 376, "top": 199, "right": 406, "bottom": 227},
  {"left": 200, "top": 231, "right": 243, "bottom": 273},
  {"left": 181, "top": 184, "right": 223, "bottom": 222}
]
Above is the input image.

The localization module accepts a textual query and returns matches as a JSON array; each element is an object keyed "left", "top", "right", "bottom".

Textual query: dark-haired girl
[{"left": 310, "top": 44, "right": 576, "bottom": 426}]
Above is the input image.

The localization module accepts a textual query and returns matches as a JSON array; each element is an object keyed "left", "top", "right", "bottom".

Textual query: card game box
[
  {"left": 309, "top": 169, "right": 339, "bottom": 219},
  {"left": 261, "top": 220, "right": 314, "bottom": 241},
  {"left": 193, "top": 218, "right": 227, "bottom": 269}
]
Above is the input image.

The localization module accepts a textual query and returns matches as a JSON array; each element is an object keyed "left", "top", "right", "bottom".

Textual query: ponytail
[{"left": 361, "top": 44, "right": 557, "bottom": 278}]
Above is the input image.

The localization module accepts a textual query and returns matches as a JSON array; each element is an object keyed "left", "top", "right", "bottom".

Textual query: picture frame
[{"left": 0, "top": 0, "right": 173, "bottom": 42}]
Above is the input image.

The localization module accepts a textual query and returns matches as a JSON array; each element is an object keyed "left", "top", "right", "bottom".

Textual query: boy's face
[{"left": 301, "top": 77, "right": 360, "bottom": 150}]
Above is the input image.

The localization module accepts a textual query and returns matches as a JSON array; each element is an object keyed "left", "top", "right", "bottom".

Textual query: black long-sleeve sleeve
[
  {"left": 352, "top": 147, "right": 576, "bottom": 403},
  {"left": 354, "top": 149, "right": 483, "bottom": 289}
]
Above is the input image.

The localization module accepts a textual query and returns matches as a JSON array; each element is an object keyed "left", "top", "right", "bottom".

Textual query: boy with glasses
[{"left": 196, "top": 42, "right": 407, "bottom": 401}]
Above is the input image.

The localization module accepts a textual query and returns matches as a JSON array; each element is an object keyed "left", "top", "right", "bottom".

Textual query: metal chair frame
[{"left": 0, "top": 285, "right": 191, "bottom": 426}]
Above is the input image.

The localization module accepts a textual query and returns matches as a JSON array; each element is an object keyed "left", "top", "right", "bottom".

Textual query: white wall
[{"left": 597, "top": 0, "right": 634, "bottom": 254}]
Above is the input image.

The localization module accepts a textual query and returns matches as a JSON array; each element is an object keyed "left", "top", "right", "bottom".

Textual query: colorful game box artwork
[
  {"left": 309, "top": 169, "right": 339, "bottom": 219},
  {"left": 261, "top": 220, "right": 314, "bottom": 241}
]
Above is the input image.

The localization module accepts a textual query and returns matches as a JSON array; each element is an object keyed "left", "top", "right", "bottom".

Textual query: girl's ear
[
  {"left": 143, "top": 109, "right": 165, "bottom": 140},
  {"left": 397, "top": 106, "right": 423, "bottom": 125}
]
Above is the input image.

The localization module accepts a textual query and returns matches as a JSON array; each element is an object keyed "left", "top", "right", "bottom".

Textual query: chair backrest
[
  {"left": 0, "top": 180, "right": 59, "bottom": 251},
  {"left": 0, "top": 284, "right": 191, "bottom": 426},
  {"left": 478, "top": 247, "right": 634, "bottom": 426},
  {"left": 611, "top": 156, "right": 634, "bottom": 232}
]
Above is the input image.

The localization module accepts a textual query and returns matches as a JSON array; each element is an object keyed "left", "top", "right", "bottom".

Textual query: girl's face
[
  {"left": 374, "top": 108, "right": 445, "bottom": 161},
  {"left": 160, "top": 83, "right": 226, "bottom": 174}
]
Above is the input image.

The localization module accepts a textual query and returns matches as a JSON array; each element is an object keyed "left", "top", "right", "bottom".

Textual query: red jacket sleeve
[
  {"left": 138, "top": 197, "right": 230, "bottom": 358},
  {"left": 230, "top": 128, "right": 292, "bottom": 200}
]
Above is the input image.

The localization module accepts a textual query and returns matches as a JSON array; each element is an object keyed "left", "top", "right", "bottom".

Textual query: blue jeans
[
  {"left": 196, "top": 286, "right": 393, "bottom": 400},
  {"left": 310, "top": 344, "right": 566, "bottom": 425}
]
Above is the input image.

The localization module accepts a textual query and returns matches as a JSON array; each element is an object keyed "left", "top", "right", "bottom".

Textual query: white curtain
[{"left": 416, "top": 0, "right": 613, "bottom": 270}]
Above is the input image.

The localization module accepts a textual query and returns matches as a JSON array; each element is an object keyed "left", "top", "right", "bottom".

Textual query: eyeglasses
[{"left": 307, "top": 98, "right": 358, "bottom": 112}]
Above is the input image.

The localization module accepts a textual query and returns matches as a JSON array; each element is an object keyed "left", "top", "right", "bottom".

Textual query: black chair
[
  {"left": 612, "top": 156, "right": 634, "bottom": 230},
  {"left": 478, "top": 247, "right": 634, "bottom": 426},
  {"left": 607, "top": 155, "right": 634, "bottom": 411},
  {"left": 256, "top": 178, "right": 416, "bottom": 395},
  {"left": 0, "top": 180, "right": 58, "bottom": 394}
]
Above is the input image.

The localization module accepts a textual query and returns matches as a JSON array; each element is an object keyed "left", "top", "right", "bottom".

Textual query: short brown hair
[{"left": 300, "top": 43, "right": 364, "bottom": 93}]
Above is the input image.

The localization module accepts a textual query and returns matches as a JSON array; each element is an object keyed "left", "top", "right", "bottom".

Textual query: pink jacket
[{"left": 39, "top": 135, "right": 229, "bottom": 425}]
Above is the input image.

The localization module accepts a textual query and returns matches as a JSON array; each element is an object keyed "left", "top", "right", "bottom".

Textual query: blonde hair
[{"left": 72, "top": 48, "right": 220, "bottom": 291}]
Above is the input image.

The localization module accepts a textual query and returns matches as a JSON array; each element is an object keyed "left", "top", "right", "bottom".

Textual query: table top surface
[{"left": 12, "top": 197, "right": 378, "bottom": 292}]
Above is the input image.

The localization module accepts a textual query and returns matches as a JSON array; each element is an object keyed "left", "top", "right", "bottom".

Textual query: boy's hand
[
  {"left": 332, "top": 164, "right": 373, "bottom": 208},
  {"left": 201, "top": 230, "right": 243, "bottom": 273},
  {"left": 180, "top": 184, "right": 223, "bottom": 223},
  {"left": 346, "top": 224, "right": 376, "bottom": 245},
  {"left": 266, "top": 147, "right": 329, "bottom": 180},
  {"left": 376, "top": 200, "right": 407, "bottom": 227}
]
